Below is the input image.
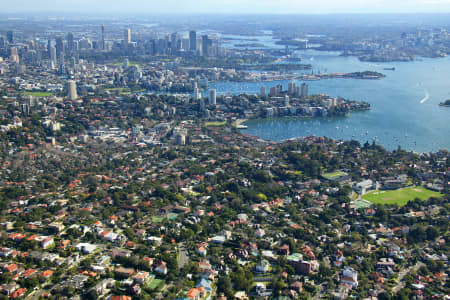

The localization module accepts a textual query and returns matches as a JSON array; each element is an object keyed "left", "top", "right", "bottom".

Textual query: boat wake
[{"left": 420, "top": 90, "right": 430, "bottom": 103}]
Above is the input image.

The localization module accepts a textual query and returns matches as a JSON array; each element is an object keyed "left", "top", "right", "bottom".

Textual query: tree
[
  {"left": 217, "top": 274, "right": 233, "bottom": 298},
  {"left": 231, "top": 266, "right": 253, "bottom": 292},
  {"left": 425, "top": 226, "right": 439, "bottom": 241},
  {"left": 378, "top": 292, "right": 392, "bottom": 300},
  {"left": 271, "top": 277, "right": 286, "bottom": 296},
  {"left": 409, "top": 225, "right": 426, "bottom": 243},
  {"left": 319, "top": 262, "right": 332, "bottom": 279}
]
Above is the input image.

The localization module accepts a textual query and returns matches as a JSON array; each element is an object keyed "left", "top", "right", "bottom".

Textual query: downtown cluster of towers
[{"left": 40, "top": 26, "right": 223, "bottom": 59}]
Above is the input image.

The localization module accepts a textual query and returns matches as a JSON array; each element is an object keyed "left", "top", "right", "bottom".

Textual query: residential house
[
  {"left": 41, "top": 236, "right": 54, "bottom": 249},
  {"left": 186, "top": 287, "right": 206, "bottom": 300},
  {"left": 115, "top": 267, "right": 135, "bottom": 278},
  {"left": 153, "top": 260, "right": 167, "bottom": 275},
  {"left": 132, "top": 271, "right": 150, "bottom": 284},
  {"left": 255, "top": 259, "right": 270, "bottom": 273},
  {"left": 1, "top": 282, "right": 19, "bottom": 296},
  {"left": 341, "top": 267, "right": 358, "bottom": 288}
]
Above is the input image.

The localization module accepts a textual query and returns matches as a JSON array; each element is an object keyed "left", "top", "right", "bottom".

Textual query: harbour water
[{"left": 210, "top": 49, "right": 450, "bottom": 153}]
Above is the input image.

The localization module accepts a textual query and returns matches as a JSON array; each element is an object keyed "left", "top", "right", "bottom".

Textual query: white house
[
  {"left": 75, "top": 243, "right": 98, "bottom": 254},
  {"left": 341, "top": 267, "right": 358, "bottom": 288},
  {"left": 255, "top": 259, "right": 270, "bottom": 273}
]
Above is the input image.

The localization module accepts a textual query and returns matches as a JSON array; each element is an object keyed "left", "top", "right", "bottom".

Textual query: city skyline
[{"left": 2, "top": 0, "right": 450, "bottom": 14}]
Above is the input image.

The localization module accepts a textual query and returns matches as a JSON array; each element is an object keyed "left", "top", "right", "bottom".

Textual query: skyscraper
[
  {"left": 10, "top": 47, "right": 18, "bottom": 56},
  {"left": 66, "top": 33, "right": 74, "bottom": 54},
  {"left": 10, "top": 47, "right": 19, "bottom": 63},
  {"left": 124, "top": 29, "right": 131, "bottom": 44},
  {"left": 300, "top": 83, "right": 309, "bottom": 98},
  {"left": 6, "top": 31, "right": 13, "bottom": 43},
  {"left": 189, "top": 31, "right": 197, "bottom": 51},
  {"left": 201, "top": 35, "right": 211, "bottom": 57},
  {"left": 288, "top": 82, "right": 296, "bottom": 95},
  {"left": 67, "top": 80, "right": 78, "bottom": 100},
  {"left": 101, "top": 24, "right": 105, "bottom": 50},
  {"left": 208, "top": 89, "right": 217, "bottom": 105},
  {"left": 55, "top": 37, "right": 64, "bottom": 62},
  {"left": 50, "top": 45, "right": 57, "bottom": 66},
  {"left": 194, "top": 87, "right": 201, "bottom": 101},
  {"left": 260, "top": 85, "right": 266, "bottom": 97},
  {"left": 170, "top": 32, "right": 179, "bottom": 52},
  {"left": 123, "top": 28, "right": 131, "bottom": 50}
]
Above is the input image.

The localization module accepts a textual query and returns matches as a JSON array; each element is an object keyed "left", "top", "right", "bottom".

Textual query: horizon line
[{"left": 2, "top": 12, "right": 450, "bottom": 16}]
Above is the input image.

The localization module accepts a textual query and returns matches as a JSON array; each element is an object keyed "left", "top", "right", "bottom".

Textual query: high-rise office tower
[
  {"left": 260, "top": 85, "right": 266, "bottom": 97},
  {"left": 10, "top": 47, "right": 19, "bottom": 63},
  {"left": 208, "top": 89, "right": 217, "bottom": 105},
  {"left": 125, "top": 29, "right": 131, "bottom": 44},
  {"left": 181, "top": 38, "right": 190, "bottom": 51},
  {"left": 288, "top": 82, "right": 296, "bottom": 95},
  {"left": 194, "top": 87, "right": 201, "bottom": 100},
  {"left": 269, "top": 86, "right": 278, "bottom": 97},
  {"left": 189, "top": 31, "right": 197, "bottom": 51},
  {"left": 123, "top": 28, "right": 131, "bottom": 50},
  {"left": 6, "top": 31, "right": 13, "bottom": 43},
  {"left": 50, "top": 45, "right": 57, "bottom": 66},
  {"left": 66, "top": 33, "right": 74, "bottom": 54},
  {"left": 67, "top": 80, "right": 78, "bottom": 100},
  {"left": 55, "top": 37, "right": 64, "bottom": 61},
  {"left": 101, "top": 24, "right": 105, "bottom": 50},
  {"left": 201, "top": 35, "right": 211, "bottom": 57},
  {"left": 10, "top": 47, "right": 18, "bottom": 56},
  {"left": 300, "top": 83, "right": 309, "bottom": 98},
  {"left": 171, "top": 32, "right": 179, "bottom": 52}
]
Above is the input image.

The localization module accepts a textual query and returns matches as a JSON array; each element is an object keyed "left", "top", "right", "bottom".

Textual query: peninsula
[{"left": 439, "top": 99, "right": 450, "bottom": 107}]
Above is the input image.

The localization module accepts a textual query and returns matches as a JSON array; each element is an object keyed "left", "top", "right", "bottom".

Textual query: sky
[{"left": 3, "top": 0, "right": 450, "bottom": 14}]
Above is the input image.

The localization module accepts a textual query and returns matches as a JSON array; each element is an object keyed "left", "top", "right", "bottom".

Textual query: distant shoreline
[{"left": 439, "top": 100, "right": 450, "bottom": 107}]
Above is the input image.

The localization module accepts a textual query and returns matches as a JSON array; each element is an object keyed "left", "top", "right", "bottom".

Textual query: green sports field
[
  {"left": 321, "top": 171, "right": 348, "bottom": 180},
  {"left": 362, "top": 186, "right": 443, "bottom": 206},
  {"left": 24, "top": 91, "right": 53, "bottom": 97},
  {"left": 205, "top": 121, "right": 227, "bottom": 127}
]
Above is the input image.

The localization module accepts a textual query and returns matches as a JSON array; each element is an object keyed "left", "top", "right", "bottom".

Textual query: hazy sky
[{"left": 3, "top": 0, "right": 450, "bottom": 14}]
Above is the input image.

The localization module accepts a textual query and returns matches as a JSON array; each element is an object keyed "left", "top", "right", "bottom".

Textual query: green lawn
[
  {"left": 151, "top": 216, "right": 165, "bottom": 223},
  {"left": 24, "top": 91, "right": 53, "bottom": 97},
  {"left": 362, "top": 186, "right": 443, "bottom": 206},
  {"left": 147, "top": 279, "right": 164, "bottom": 290},
  {"left": 205, "top": 121, "right": 227, "bottom": 127},
  {"left": 321, "top": 171, "right": 348, "bottom": 180}
]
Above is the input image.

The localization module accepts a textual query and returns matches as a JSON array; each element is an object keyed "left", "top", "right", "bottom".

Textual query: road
[
  {"left": 178, "top": 243, "right": 189, "bottom": 269},
  {"left": 25, "top": 283, "right": 50, "bottom": 300},
  {"left": 25, "top": 246, "right": 105, "bottom": 300},
  {"left": 392, "top": 261, "right": 424, "bottom": 294}
]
